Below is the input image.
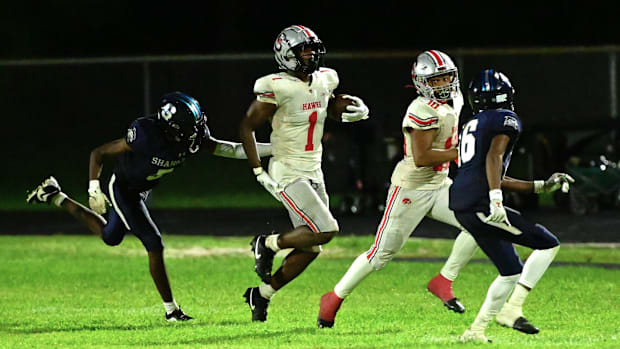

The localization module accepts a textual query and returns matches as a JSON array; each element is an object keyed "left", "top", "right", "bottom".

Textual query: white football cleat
[
  {"left": 459, "top": 328, "right": 491, "bottom": 343},
  {"left": 26, "top": 176, "right": 61, "bottom": 204}
]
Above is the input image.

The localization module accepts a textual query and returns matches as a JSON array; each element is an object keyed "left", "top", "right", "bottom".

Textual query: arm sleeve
[{"left": 254, "top": 76, "right": 278, "bottom": 105}]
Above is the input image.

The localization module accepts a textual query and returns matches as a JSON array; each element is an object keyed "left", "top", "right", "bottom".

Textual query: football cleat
[
  {"left": 250, "top": 235, "right": 275, "bottom": 284},
  {"left": 497, "top": 315, "right": 540, "bottom": 334},
  {"left": 317, "top": 291, "right": 344, "bottom": 328},
  {"left": 427, "top": 274, "right": 465, "bottom": 313},
  {"left": 243, "top": 287, "right": 270, "bottom": 322},
  {"left": 165, "top": 307, "right": 193, "bottom": 322},
  {"left": 496, "top": 303, "right": 539, "bottom": 334},
  {"left": 459, "top": 328, "right": 492, "bottom": 343},
  {"left": 26, "top": 176, "right": 61, "bottom": 204},
  {"left": 444, "top": 298, "right": 465, "bottom": 313}
]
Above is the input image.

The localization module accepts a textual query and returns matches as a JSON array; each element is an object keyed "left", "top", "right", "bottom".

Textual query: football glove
[
  {"left": 253, "top": 167, "right": 283, "bottom": 201},
  {"left": 534, "top": 173, "right": 575, "bottom": 194},
  {"left": 341, "top": 95, "right": 370, "bottom": 123},
  {"left": 486, "top": 189, "right": 511, "bottom": 226},
  {"left": 88, "top": 179, "right": 110, "bottom": 215}
]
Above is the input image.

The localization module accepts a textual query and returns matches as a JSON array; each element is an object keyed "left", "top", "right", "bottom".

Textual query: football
[{"left": 327, "top": 94, "right": 355, "bottom": 118}]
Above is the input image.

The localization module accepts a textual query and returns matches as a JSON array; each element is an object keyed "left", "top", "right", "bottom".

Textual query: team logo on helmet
[{"left": 160, "top": 103, "right": 176, "bottom": 121}]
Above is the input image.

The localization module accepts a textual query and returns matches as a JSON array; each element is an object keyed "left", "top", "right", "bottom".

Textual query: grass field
[{"left": 1, "top": 235, "right": 618, "bottom": 348}]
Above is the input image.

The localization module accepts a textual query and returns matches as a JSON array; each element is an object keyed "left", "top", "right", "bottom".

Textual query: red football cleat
[{"left": 317, "top": 291, "right": 344, "bottom": 328}]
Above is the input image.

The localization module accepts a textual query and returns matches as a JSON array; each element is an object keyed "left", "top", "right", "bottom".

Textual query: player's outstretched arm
[
  {"left": 409, "top": 128, "right": 458, "bottom": 167},
  {"left": 88, "top": 138, "right": 132, "bottom": 214},
  {"left": 502, "top": 173, "right": 575, "bottom": 193},
  {"left": 501, "top": 176, "right": 534, "bottom": 193},
  {"left": 204, "top": 137, "right": 272, "bottom": 159}
]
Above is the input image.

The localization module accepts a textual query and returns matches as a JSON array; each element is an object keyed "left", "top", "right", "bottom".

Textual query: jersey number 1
[{"left": 305, "top": 111, "right": 318, "bottom": 151}]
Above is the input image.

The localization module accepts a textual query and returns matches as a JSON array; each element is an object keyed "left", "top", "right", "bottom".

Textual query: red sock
[{"left": 427, "top": 274, "right": 455, "bottom": 301}]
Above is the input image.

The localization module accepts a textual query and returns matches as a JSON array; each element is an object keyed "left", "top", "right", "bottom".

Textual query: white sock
[
  {"left": 471, "top": 274, "right": 520, "bottom": 331},
  {"left": 334, "top": 253, "right": 375, "bottom": 299},
  {"left": 52, "top": 192, "right": 68, "bottom": 207},
  {"left": 259, "top": 283, "right": 276, "bottom": 299},
  {"left": 265, "top": 234, "right": 281, "bottom": 252},
  {"left": 507, "top": 284, "right": 529, "bottom": 308},
  {"left": 440, "top": 231, "right": 478, "bottom": 281},
  {"left": 164, "top": 300, "right": 178, "bottom": 314},
  {"left": 519, "top": 245, "right": 559, "bottom": 289}
]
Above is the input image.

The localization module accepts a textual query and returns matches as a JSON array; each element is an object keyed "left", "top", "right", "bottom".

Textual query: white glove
[
  {"left": 253, "top": 167, "right": 283, "bottom": 201},
  {"left": 88, "top": 179, "right": 110, "bottom": 215},
  {"left": 534, "top": 173, "right": 575, "bottom": 194},
  {"left": 486, "top": 189, "right": 511, "bottom": 226},
  {"left": 341, "top": 95, "right": 370, "bottom": 123}
]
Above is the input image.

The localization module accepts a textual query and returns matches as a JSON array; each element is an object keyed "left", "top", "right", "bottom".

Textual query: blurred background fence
[{"left": 3, "top": 46, "right": 620, "bottom": 215}]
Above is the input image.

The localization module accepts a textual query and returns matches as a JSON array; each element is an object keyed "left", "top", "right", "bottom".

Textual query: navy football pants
[
  {"left": 102, "top": 175, "right": 164, "bottom": 252},
  {"left": 454, "top": 207, "right": 559, "bottom": 276}
]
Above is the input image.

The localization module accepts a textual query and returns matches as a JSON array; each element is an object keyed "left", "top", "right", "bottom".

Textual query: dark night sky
[{"left": 2, "top": 2, "right": 618, "bottom": 59}]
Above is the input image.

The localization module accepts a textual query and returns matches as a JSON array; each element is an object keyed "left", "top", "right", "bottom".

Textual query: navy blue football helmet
[
  {"left": 468, "top": 69, "right": 515, "bottom": 112},
  {"left": 158, "top": 92, "right": 208, "bottom": 153}
]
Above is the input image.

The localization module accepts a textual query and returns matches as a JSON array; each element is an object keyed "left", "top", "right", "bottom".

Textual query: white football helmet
[
  {"left": 411, "top": 50, "right": 460, "bottom": 101},
  {"left": 273, "top": 25, "right": 326, "bottom": 74}
]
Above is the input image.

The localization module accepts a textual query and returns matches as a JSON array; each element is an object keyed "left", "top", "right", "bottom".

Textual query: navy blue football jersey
[
  {"left": 114, "top": 115, "right": 191, "bottom": 192},
  {"left": 449, "top": 109, "right": 522, "bottom": 212}
]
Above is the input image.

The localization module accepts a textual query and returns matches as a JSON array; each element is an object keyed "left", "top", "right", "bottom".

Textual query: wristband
[
  {"left": 533, "top": 180, "right": 544, "bottom": 194},
  {"left": 252, "top": 167, "right": 263, "bottom": 176},
  {"left": 489, "top": 189, "right": 503, "bottom": 201},
  {"left": 89, "top": 179, "right": 100, "bottom": 192}
]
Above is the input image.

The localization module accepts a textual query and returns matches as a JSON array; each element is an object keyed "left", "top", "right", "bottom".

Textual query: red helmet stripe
[
  {"left": 428, "top": 50, "right": 445, "bottom": 67},
  {"left": 296, "top": 25, "right": 313, "bottom": 38}
]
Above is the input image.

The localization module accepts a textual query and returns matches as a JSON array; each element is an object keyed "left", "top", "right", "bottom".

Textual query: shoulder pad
[
  {"left": 318, "top": 67, "right": 339, "bottom": 90},
  {"left": 253, "top": 74, "right": 279, "bottom": 104}
]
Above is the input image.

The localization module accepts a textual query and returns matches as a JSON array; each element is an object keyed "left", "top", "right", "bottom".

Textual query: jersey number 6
[{"left": 458, "top": 119, "right": 479, "bottom": 166}]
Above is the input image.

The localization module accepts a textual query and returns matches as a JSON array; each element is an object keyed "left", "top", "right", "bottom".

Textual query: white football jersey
[
  {"left": 254, "top": 68, "right": 339, "bottom": 171},
  {"left": 391, "top": 94, "right": 463, "bottom": 190}
]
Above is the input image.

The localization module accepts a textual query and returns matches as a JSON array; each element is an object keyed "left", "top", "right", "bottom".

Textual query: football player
[
  {"left": 450, "top": 70, "right": 573, "bottom": 343},
  {"left": 239, "top": 25, "right": 369, "bottom": 322},
  {"left": 26, "top": 92, "right": 271, "bottom": 322},
  {"left": 318, "top": 50, "right": 475, "bottom": 327}
]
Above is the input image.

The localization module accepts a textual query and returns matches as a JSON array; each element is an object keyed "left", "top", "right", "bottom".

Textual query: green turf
[{"left": 1, "top": 235, "right": 618, "bottom": 348}]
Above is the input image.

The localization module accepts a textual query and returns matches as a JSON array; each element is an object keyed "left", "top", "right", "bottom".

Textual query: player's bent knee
[
  {"left": 534, "top": 223, "right": 560, "bottom": 249},
  {"left": 102, "top": 235, "right": 123, "bottom": 247},
  {"left": 368, "top": 252, "right": 396, "bottom": 270}
]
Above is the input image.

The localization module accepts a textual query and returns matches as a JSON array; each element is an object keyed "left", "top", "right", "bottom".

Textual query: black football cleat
[
  {"left": 26, "top": 176, "right": 61, "bottom": 204},
  {"left": 165, "top": 307, "right": 194, "bottom": 322},
  {"left": 244, "top": 287, "right": 270, "bottom": 322},
  {"left": 250, "top": 235, "right": 275, "bottom": 284},
  {"left": 444, "top": 297, "right": 465, "bottom": 313},
  {"left": 511, "top": 316, "right": 540, "bottom": 334}
]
